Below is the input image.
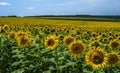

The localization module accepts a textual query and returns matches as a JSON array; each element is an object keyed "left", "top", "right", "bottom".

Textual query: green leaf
[
  {"left": 43, "top": 70, "right": 51, "bottom": 73},
  {"left": 58, "top": 56, "right": 64, "bottom": 60},
  {"left": 12, "top": 69, "right": 24, "bottom": 73},
  {"left": 12, "top": 49, "right": 20, "bottom": 54},
  {"left": 66, "top": 62, "right": 75, "bottom": 66},
  {"left": 49, "top": 66, "right": 56, "bottom": 70},
  {"left": 59, "top": 65, "right": 66, "bottom": 69},
  {"left": 31, "top": 54, "right": 39, "bottom": 57}
]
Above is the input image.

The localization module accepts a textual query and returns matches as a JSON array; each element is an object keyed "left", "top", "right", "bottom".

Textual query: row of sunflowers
[{"left": 0, "top": 19, "right": 120, "bottom": 73}]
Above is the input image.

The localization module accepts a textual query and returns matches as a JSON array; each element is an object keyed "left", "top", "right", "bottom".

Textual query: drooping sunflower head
[
  {"left": 85, "top": 48, "right": 108, "bottom": 70},
  {"left": 68, "top": 41, "right": 86, "bottom": 58},
  {"left": 110, "top": 40, "right": 120, "bottom": 50},
  {"left": 107, "top": 52, "right": 120, "bottom": 67},
  {"left": 17, "top": 36, "right": 30, "bottom": 48},
  {"left": 45, "top": 35, "right": 58, "bottom": 50},
  {"left": 63, "top": 36, "right": 74, "bottom": 46}
]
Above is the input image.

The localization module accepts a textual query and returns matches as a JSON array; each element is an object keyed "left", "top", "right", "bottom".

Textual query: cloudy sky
[{"left": 0, "top": 0, "right": 120, "bottom": 16}]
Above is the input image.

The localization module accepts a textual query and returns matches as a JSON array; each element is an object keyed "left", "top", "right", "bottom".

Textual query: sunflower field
[{"left": 0, "top": 17, "right": 120, "bottom": 73}]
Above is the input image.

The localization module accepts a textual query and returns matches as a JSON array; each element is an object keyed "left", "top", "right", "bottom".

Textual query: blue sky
[{"left": 0, "top": 0, "right": 120, "bottom": 16}]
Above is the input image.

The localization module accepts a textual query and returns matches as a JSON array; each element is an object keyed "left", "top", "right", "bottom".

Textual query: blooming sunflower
[
  {"left": 63, "top": 36, "right": 74, "bottom": 46},
  {"left": 68, "top": 41, "right": 85, "bottom": 58},
  {"left": 117, "top": 36, "right": 120, "bottom": 40},
  {"left": 3, "top": 24, "right": 9, "bottom": 30},
  {"left": 39, "top": 32, "right": 44, "bottom": 40},
  {"left": 107, "top": 52, "right": 120, "bottom": 67},
  {"left": 16, "top": 31, "right": 26, "bottom": 38},
  {"left": 91, "top": 32, "right": 97, "bottom": 37},
  {"left": 8, "top": 31, "right": 16, "bottom": 40},
  {"left": 45, "top": 35, "right": 58, "bottom": 50},
  {"left": 85, "top": 48, "right": 108, "bottom": 70},
  {"left": 58, "top": 34, "right": 64, "bottom": 41},
  {"left": 0, "top": 26, "right": 1, "bottom": 33},
  {"left": 17, "top": 36, "right": 30, "bottom": 48},
  {"left": 108, "top": 31, "right": 112, "bottom": 36},
  {"left": 89, "top": 41, "right": 101, "bottom": 49},
  {"left": 109, "top": 40, "right": 120, "bottom": 50}
]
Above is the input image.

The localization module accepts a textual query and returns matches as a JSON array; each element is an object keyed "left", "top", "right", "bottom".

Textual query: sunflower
[
  {"left": 107, "top": 52, "right": 120, "bottom": 67},
  {"left": 58, "top": 34, "right": 64, "bottom": 41},
  {"left": 101, "top": 33, "right": 106, "bottom": 37},
  {"left": 108, "top": 37, "right": 113, "bottom": 41},
  {"left": 89, "top": 41, "right": 101, "bottom": 49},
  {"left": 0, "top": 26, "right": 1, "bottom": 33},
  {"left": 63, "top": 36, "right": 74, "bottom": 46},
  {"left": 110, "top": 40, "right": 119, "bottom": 50},
  {"left": 68, "top": 41, "right": 85, "bottom": 58},
  {"left": 8, "top": 31, "right": 16, "bottom": 40},
  {"left": 114, "top": 33, "right": 119, "bottom": 38},
  {"left": 16, "top": 31, "right": 26, "bottom": 38},
  {"left": 39, "top": 32, "right": 44, "bottom": 39},
  {"left": 117, "top": 36, "right": 120, "bottom": 40},
  {"left": 17, "top": 36, "right": 30, "bottom": 48},
  {"left": 45, "top": 35, "right": 58, "bottom": 50},
  {"left": 85, "top": 48, "right": 108, "bottom": 70},
  {"left": 3, "top": 24, "right": 9, "bottom": 30},
  {"left": 108, "top": 32, "right": 112, "bottom": 36},
  {"left": 91, "top": 32, "right": 97, "bottom": 37}
]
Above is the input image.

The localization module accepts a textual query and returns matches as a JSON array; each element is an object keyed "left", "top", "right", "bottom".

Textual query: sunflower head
[
  {"left": 92, "top": 32, "right": 97, "bottom": 37},
  {"left": 117, "top": 36, "right": 120, "bottom": 40},
  {"left": 59, "top": 34, "right": 64, "bottom": 41},
  {"left": 16, "top": 31, "right": 26, "bottom": 38},
  {"left": 108, "top": 37, "right": 113, "bottom": 41},
  {"left": 3, "top": 24, "right": 9, "bottom": 30},
  {"left": 89, "top": 41, "right": 101, "bottom": 49},
  {"left": 8, "top": 31, "right": 16, "bottom": 40},
  {"left": 63, "top": 36, "right": 74, "bottom": 46},
  {"left": 68, "top": 41, "right": 85, "bottom": 58},
  {"left": 108, "top": 52, "right": 120, "bottom": 67},
  {"left": 71, "top": 28, "right": 74, "bottom": 30},
  {"left": 103, "top": 38, "right": 108, "bottom": 42},
  {"left": 17, "top": 36, "right": 30, "bottom": 48},
  {"left": 71, "top": 33, "right": 75, "bottom": 37},
  {"left": 110, "top": 40, "right": 120, "bottom": 50},
  {"left": 39, "top": 32, "right": 44, "bottom": 40},
  {"left": 85, "top": 48, "right": 108, "bottom": 70},
  {"left": 101, "top": 33, "right": 106, "bottom": 37},
  {"left": 115, "top": 33, "right": 119, "bottom": 38},
  {"left": 45, "top": 35, "right": 58, "bottom": 50}
]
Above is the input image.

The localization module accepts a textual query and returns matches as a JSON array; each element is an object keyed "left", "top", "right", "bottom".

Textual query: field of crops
[{"left": 0, "top": 17, "right": 120, "bottom": 73}]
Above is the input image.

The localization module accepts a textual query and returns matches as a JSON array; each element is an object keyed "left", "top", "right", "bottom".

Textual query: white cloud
[
  {"left": 0, "top": 2, "right": 10, "bottom": 6},
  {"left": 28, "top": 7, "right": 34, "bottom": 10}
]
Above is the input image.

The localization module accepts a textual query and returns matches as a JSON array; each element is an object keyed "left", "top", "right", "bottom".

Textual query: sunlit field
[{"left": 0, "top": 17, "right": 120, "bottom": 73}]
